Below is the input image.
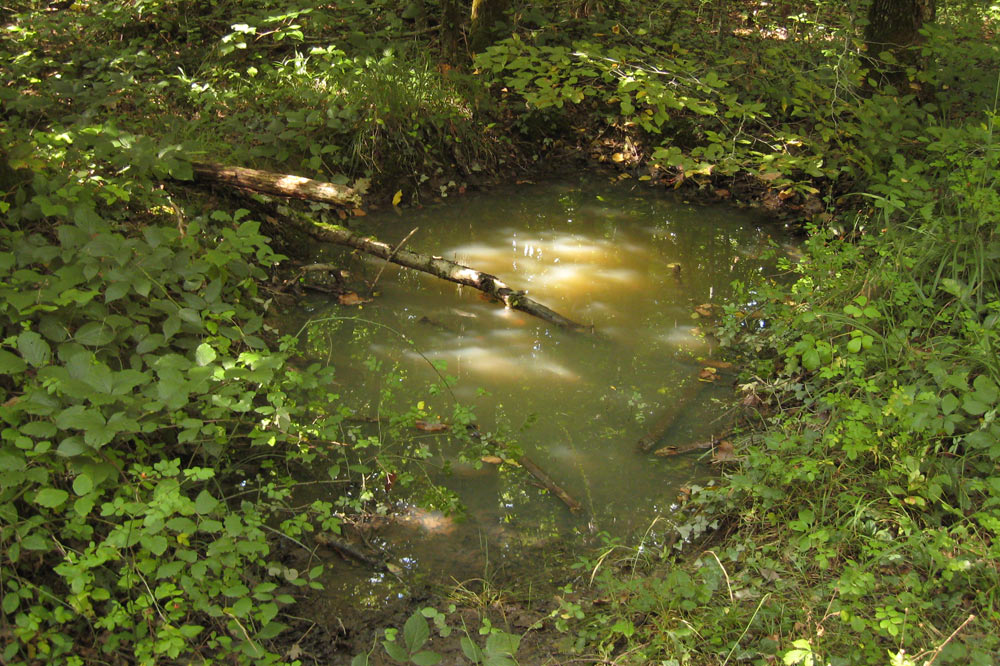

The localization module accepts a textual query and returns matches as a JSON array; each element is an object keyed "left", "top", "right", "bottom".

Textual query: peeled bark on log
[
  {"left": 288, "top": 214, "right": 591, "bottom": 333},
  {"left": 637, "top": 379, "right": 708, "bottom": 453},
  {"left": 191, "top": 162, "right": 361, "bottom": 206}
]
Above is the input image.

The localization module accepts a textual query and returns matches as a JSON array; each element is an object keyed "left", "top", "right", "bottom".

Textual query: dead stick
[
  {"left": 467, "top": 426, "right": 583, "bottom": 513},
  {"left": 369, "top": 226, "right": 418, "bottom": 291},
  {"left": 516, "top": 453, "right": 583, "bottom": 514}
]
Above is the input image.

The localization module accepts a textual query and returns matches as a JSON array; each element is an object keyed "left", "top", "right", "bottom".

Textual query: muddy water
[{"left": 294, "top": 174, "right": 790, "bottom": 610}]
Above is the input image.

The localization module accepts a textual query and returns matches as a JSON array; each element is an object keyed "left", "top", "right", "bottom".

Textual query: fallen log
[
  {"left": 191, "top": 162, "right": 361, "bottom": 206},
  {"left": 285, "top": 213, "right": 590, "bottom": 333},
  {"left": 637, "top": 378, "right": 708, "bottom": 453},
  {"left": 182, "top": 162, "right": 588, "bottom": 332}
]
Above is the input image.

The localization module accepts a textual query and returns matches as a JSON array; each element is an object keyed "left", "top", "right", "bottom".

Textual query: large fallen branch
[
  {"left": 286, "top": 214, "right": 591, "bottom": 333},
  {"left": 184, "top": 161, "right": 588, "bottom": 331},
  {"left": 191, "top": 162, "right": 361, "bottom": 206}
]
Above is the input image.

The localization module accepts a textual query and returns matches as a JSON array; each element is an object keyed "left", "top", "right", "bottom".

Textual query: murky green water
[{"left": 292, "top": 174, "right": 791, "bottom": 606}]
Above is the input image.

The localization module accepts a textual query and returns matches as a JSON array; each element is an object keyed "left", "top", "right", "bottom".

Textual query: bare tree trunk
[
  {"left": 470, "top": 0, "right": 509, "bottom": 53},
  {"left": 440, "top": 0, "right": 464, "bottom": 62}
]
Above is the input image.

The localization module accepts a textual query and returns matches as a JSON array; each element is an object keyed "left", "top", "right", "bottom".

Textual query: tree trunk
[
  {"left": 863, "top": 0, "right": 936, "bottom": 88},
  {"left": 439, "top": 0, "right": 464, "bottom": 62},
  {"left": 469, "top": 0, "right": 509, "bottom": 53}
]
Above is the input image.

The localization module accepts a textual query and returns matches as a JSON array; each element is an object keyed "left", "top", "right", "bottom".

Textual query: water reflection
[{"left": 294, "top": 175, "right": 790, "bottom": 601}]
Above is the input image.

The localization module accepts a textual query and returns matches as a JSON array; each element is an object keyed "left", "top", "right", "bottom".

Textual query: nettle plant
[{"left": 0, "top": 173, "right": 349, "bottom": 663}]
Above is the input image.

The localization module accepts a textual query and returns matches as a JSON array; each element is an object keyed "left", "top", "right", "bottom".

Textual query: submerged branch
[
  {"left": 637, "top": 379, "right": 708, "bottom": 453},
  {"left": 515, "top": 453, "right": 584, "bottom": 514},
  {"left": 466, "top": 425, "right": 583, "bottom": 514}
]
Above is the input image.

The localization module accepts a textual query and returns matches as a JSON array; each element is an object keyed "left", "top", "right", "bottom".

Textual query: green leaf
[
  {"left": 972, "top": 374, "right": 998, "bottom": 403},
  {"left": 1, "top": 592, "right": 19, "bottom": 614},
  {"left": 137, "top": 333, "right": 165, "bottom": 354},
  {"left": 0, "top": 349, "right": 28, "bottom": 374},
  {"left": 350, "top": 654, "right": 370, "bottom": 666},
  {"left": 72, "top": 473, "right": 94, "bottom": 496},
  {"left": 461, "top": 636, "right": 484, "bottom": 663},
  {"left": 963, "top": 395, "right": 988, "bottom": 416},
  {"left": 843, "top": 304, "right": 863, "bottom": 317},
  {"left": 140, "top": 534, "right": 169, "bottom": 556},
  {"left": 178, "top": 308, "right": 201, "bottom": 324},
  {"left": 163, "top": 315, "right": 181, "bottom": 340},
  {"left": 157, "top": 560, "right": 185, "bottom": 579},
  {"left": 105, "top": 281, "right": 130, "bottom": 303},
  {"left": 22, "top": 421, "right": 57, "bottom": 438},
  {"left": 17, "top": 331, "right": 51, "bottom": 367},
  {"left": 783, "top": 638, "right": 815, "bottom": 665},
  {"left": 383, "top": 640, "right": 408, "bottom": 662},
  {"left": 403, "top": 611, "right": 430, "bottom": 654},
  {"left": 75, "top": 322, "right": 115, "bottom": 346},
  {"left": 35, "top": 488, "right": 69, "bottom": 508},
  {"left": 57, "top": 436, "right": 92, "bottom": 457},
  {"left": 485, "top": 631, "right": 521, "bottom": 657},
  {"left": 801, "top": 348, "right": 821, "bottom": 371},
  {"left": 168, "top": 159, "right": 194, "bottom": 181},
  {"left": 84, "top": 361, "right": 114, "bottom": 394},
  {"left": 179, "top": 624, "right": 204, "bottom": 639},
  {"left": 0, "top": 450, "right": 26, "bottom": 472},
  {"left": 55, "top": 405, "right": 108, "bottom": 436},
  {"left": 410, "top": 651, "right": 442, "bottom": 666},
  {"left": 940, "top": 393, "right": 959, "bottom": 415},
  {"left": 74, "top": 495, "right": 95, "bottom": 518},
  {"left": 846, "top": 337, "right": 861, "bottom": 353},
  {"left": 256, "top": 620, "right": 287, "bottom": 640},
  {"left": 231, "top": 596, "right": 252, "bottom": 617},
  {"left": 55, "top": 405, "right": 87, "bottom": 430},
  {"left": 195, "top": 343, "right": 217, "bottom": 366},
  {"left": 134, "top": 277, "right": 152, "bottom": 297},
  {"left": 194, "top": 489, "right": 219, "bottom": 514}
]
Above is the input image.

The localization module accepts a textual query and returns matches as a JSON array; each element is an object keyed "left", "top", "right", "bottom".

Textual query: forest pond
[{"left": 291, "top": 174, "right": 793, "bottom": 614}]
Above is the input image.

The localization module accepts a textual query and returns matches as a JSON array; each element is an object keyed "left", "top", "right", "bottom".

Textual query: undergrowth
[
  {"left": 5, "top": 1, "right": 1000, "bottom": 664},
  {"left": 555, "top": 25, "right": 1000, "bottom": 666}
]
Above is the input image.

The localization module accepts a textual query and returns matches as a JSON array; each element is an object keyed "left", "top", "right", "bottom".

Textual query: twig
[
  {"left": 370, "top": 226, "right": 418, "bottom": 292},
  {"left": 922, "top": 614, "right": 975, "bottom": 666}
]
